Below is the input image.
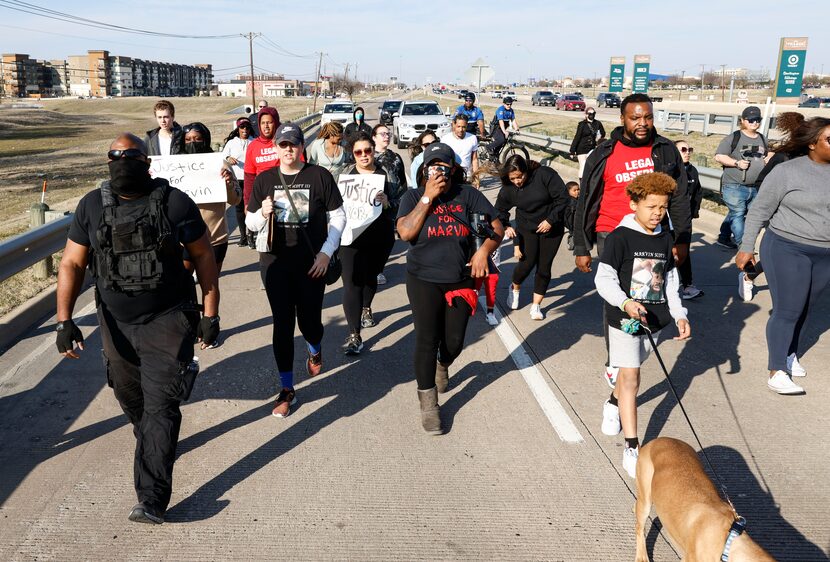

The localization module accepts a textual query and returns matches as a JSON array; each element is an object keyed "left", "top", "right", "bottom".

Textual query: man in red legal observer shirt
[
  {"left": 572, "top": 93, "right": 691, "bottom": 387},
  {"left": 243, "top": 106, "right": 281, "bottom": 207}
]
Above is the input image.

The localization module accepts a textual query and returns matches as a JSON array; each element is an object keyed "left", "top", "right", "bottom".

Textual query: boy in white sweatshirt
[{"left": 594, "top": 172, "right": 691, "bottom": 478}]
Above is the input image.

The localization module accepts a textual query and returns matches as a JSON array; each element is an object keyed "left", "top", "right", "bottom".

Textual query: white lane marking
[
  {"left": 481, "top": 297, "right": 584, "bottom": 444},
  {"left": 0, "top": 301, "right": 98, "bottom": 388}
]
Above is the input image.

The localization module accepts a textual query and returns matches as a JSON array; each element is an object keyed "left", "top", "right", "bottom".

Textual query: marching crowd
[{"left": 53, "top": 93, "right": 830, "bottom": 523}]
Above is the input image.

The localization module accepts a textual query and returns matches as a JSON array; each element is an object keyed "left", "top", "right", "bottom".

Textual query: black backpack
[{"left": 94, "top": 181, "right": 180, "bottom": 293}]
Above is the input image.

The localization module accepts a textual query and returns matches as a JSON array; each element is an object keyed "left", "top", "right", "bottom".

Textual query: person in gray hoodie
[{"left": 736, "top": 116, "right": 830, "bottom": 396}]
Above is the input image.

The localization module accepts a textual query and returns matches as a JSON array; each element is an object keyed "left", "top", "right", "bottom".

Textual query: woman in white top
[
  {"left": 308, "top": 122, "right": 346, "bottom": 182},
  {"left": 222, "top": 117, "right": 253, "bottom": 246}
]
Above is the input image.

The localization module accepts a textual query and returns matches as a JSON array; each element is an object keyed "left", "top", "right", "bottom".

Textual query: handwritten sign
[
  {"left": 337, "top": 173, "right": 385, "bottom": 245},
  {"left": 149, "top": 153, "right": 227, "bottom": 204}
]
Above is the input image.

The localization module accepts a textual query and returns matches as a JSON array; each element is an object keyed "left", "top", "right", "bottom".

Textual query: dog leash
[{"left": 635, "top": 312, "right": 739, "bottom": 515}]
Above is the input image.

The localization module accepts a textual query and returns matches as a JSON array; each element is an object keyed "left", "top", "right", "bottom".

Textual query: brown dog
[{"left": 635, "top": 437, "right": 776, "bottom": 562}]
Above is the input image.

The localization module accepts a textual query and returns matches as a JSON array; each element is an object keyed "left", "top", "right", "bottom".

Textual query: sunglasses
[
  {"left": 277, "top": 141, "right": 299, "bottom": 149},
  {"left": 258, "top": 105, "right": 267, "bottom": 109},
  {"left": 108, "top": 148, "right": 146, "bottom": 160},
  {"left": 745, "top": 118, "right": 761, "bottom": 124},
  {"left": 421, "top": 140, "right": 436, "bottom": 148},
  {"left": 353, "top": 148, "right": 373, "bottom": 157},
  {"left": 587, "top": 112, "right": 596, "bottom": 116},
  {"left": 680, "top": 147, "right": 694, "bottom": 153}
]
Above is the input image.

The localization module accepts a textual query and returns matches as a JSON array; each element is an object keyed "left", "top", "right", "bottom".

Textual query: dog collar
[{"left": 721, "top": 516, "right": 746, "bottom": 561}]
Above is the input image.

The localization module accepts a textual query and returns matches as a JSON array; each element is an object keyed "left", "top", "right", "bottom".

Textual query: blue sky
[{"left": 1, "top": 0, "right": 827, "bottom": 85}]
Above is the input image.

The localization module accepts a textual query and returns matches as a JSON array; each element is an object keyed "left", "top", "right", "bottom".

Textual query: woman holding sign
[
  {"left": 338, "top": 132, "right": 401, "bottom": 355},
  {"left": 372, "top": 124, "right": 408, "bottom": 286},
  {"left": 180, "top": 122, "right": 241, "bottom": 276},
  {"left": 396, "top": 142, "right": 504, "bottom": 434}
]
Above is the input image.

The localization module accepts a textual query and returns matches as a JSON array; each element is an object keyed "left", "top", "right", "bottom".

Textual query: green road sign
[
  {"left": 774, "top": 37, "right": 808, "bottom": 98},
  {"left": 632, "top": 55, "right": 650, "bottom": 94},
  {"left": 609, "top": 57, "right": 625, "bottom": 93}
]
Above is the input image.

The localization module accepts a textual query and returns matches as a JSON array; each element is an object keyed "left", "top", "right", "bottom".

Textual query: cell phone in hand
[{"left": 743, "top": 260, "right": 763, "bottom": 281}]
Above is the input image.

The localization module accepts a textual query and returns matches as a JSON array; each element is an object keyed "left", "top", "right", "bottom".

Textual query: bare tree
[{"left": 329, "top": 73, "right": 360, "bottom": 99}]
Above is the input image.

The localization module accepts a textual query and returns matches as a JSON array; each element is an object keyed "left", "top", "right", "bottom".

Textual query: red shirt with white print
[{"left": 596, "top": 143, "right": 654, "bottom": 233}]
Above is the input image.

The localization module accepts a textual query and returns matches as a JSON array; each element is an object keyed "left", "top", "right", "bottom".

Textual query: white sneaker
[
  {"left": 604, "top": 366, "right": 619, "bottom": 389},
  {"left": 738, "top": 272, "right": 753, "bottom": 302},
  {"left": 622, "top": 446, "right": 639, "bottom": 479},
  {"left": 507, "top": 288, "right": 520, "bottom": 310},
  {"left": 681, "top": 285, "right": 703, "bottom": 300},
  {"left": 529, "top": 304, "right": 544, "bottom": 320},
  {"left": 377, "top": 273, "right": 387, "bottom": 285},
  {"left": 767, "top": 370, "right": 805, "bottom": 395},
  {"left": 601, "top": 400, "right": 621, "bottom": 436},
  {"left": 485, "top": 312, "right": 499, "bottom": 326},
  {"left": 787, "top": 353, "right": 807, "bottom": 377}
]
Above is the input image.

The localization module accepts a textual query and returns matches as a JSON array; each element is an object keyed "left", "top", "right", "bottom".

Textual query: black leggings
[
  {"left": 406, "top": 273, "right": 474, "bottom": 390},
  {"left": 596, "top": 232, "right": 611, "bottom": 366},
  {"left": 512, "top": 226, "right": 563, "bottom": 295},
  {"left": 340, "top": 220, "right": 395, "bottom": 334},
  {"left": 234, "top": 180, "right": 247, "bottom": 241},
  {"left": 260, "top": 249, "right": 325, "bottom": 372}
]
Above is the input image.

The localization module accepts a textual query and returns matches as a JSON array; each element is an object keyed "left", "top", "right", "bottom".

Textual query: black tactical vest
[{"left": 94, "top": 181, "right": 180, "bottom": 293}]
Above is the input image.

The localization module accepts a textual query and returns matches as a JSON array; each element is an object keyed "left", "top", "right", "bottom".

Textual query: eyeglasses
[
  {"left": 680, "top": 147, "right": 694, "bottom": 153},
  {"left": 376, "top": 132, "right": 390, "bottom": 138},
  {"left": 108, "top": 148, "right": 146, "bottom": 160},
  {"left": 277, "top": 141, "right": 298, "bottom": 149},
  {"left": 745, "top": 118, "right": 761, "bottom": 124},
  {"left": 353, "top": 148, "right": 373, "bottom": 157}
]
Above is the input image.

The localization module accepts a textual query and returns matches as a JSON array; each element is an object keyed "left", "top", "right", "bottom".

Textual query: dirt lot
[{"left": 0, "top": 95, "right": 365, "bottom": 316}]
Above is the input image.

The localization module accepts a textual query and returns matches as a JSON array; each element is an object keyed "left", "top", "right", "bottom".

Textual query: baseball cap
[
  {"left": 274, "top": 122, "right": 304, "bottom": 145},
  {"left": 464, "top": 92, "right": 475, "bottom": 102},
  {"left": 236, "top": 117, "right": 252, "bottom": 128},
  {"left": 503, "top": 96, "right": 514, "bottom": 104},
  {"left": 423, "top": 142, "right": 456, "bottom": 166},
  {"left": 741, "top": 106, "right": 762, "bottom": 120}
]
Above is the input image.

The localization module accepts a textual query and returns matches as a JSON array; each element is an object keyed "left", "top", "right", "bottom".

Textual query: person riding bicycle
[
  {"left": 489, "top": 96, "right": 519, "bottom": 160},
  {"left": 455, "top": 92, "right": 485, "bottom": 136}
]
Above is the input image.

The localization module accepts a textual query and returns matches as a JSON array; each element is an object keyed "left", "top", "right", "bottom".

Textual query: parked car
[
  {"left": 379, "top": 100, "right": 403, "bottom": 125},
  {"left": 392, "top": 100, "right": 451, "bottom": 149},
  {"left": 798, "top": 97, "right": 830, "bottom": 108},
  {"left": 320, "top": 101, "right": 355, "bottom": 126},
  {"left": 555, "top": 95, "right": 586, "bottom": 111},
  {"left": 597, "top": 93, "right": 621, "bottom": 108},
  {"left": 531, "top": 90, "right": 557, "bottom": 106}
]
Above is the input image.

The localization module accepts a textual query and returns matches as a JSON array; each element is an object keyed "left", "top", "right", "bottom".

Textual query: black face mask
[
  {"left": 184, "top": 141, "right": 208, "bottom": 154},
  {"left": 108, "top": 159, "right": 152, "bottom": 197}
]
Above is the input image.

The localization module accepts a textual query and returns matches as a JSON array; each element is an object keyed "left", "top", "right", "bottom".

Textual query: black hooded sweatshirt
[
  {"left": 572, "top": 126, "right": 691, "bottom": 256},
  {"left": 343, "top": 106, "right": 372, "bottom": 148}
]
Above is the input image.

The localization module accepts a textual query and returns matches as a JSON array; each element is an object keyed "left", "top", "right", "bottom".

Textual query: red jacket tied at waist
[{"left": 444, "top": 288, "right": 477, "bottom": 316}]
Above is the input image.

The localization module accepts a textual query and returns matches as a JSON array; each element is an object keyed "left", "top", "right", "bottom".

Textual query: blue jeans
[{"left": 719, "top": 183, "right": 757, "bottom": 245}]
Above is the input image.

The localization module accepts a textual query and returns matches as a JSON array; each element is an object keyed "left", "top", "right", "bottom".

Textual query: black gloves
[
  {"left": 56, "top": 319, "right": 84, "bottom": 353},
  {"left": 197, "top": 315, "right": 220, "bottom": 346}
]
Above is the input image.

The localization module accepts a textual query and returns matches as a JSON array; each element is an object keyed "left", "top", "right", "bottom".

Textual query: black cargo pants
[{"left": 97, "top": 304, "right": 198, "bottom": 512}]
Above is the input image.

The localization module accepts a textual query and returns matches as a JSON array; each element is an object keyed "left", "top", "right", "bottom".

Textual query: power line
[
  {"left": 0, "top": 0, "right": 238, "bottom": 39},
  {"left": 257, "top": 35, "right": 315, "bottom": 59}
]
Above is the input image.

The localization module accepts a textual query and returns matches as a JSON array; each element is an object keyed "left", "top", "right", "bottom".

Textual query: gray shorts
[{"left": 608, "top": 326, "right": 660, "bottom": 369}]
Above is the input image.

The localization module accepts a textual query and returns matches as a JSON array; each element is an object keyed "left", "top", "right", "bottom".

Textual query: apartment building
[{"left": 1, "top": 53, "right": 69, "bottom": 98}]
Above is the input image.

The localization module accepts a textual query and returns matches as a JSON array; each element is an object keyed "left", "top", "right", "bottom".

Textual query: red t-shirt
[
  {"left": 596, "top": 143, "right": 655, "bottom": 233},
  {"left": 244, "top": 137, "right": 280, "bottom": 177}
]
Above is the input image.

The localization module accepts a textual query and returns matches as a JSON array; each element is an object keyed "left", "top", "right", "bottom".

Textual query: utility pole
[
  {"left": 720, "top": 64, "right": 727, "bottom": 101},
  {"left": 312, "top": 51, "right": 324, "bottom": 112},
  {"left": 242, "top": 32, "right": 261, "bottom": 112},
  {"left": 700, "top": 64, "right": 705, "bottom": 92}
]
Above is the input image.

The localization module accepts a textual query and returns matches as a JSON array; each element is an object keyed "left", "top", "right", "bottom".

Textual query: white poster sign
[
  {"left": 149, "top": 153, "right": 228, "bottom": 204},
  {"left": 337, "top": 174, "right": 385, "bottom": 246}
]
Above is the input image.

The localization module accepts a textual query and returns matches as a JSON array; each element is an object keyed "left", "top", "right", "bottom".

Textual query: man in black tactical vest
[{"left": 56, "top": 133, "right": 221, "bottom": 525}]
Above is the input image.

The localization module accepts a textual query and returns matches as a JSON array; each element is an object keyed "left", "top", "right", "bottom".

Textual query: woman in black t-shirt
[
  {"left": 245, "top": 123, "right": 346, "bottom": 418},
  {"left": 338, "top": 132, "right": 400, "bottom": 355},
  {"left": 396, "top": 142, "right": 504, "bottom": 434}
]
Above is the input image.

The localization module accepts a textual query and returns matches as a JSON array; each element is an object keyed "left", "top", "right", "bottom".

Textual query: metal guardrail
[
  {"left": 0, "top": 215, "right": 72, "bottom": 283},
  {"left": 512, "top": 131, "right": 724, "bottom": 194}
]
